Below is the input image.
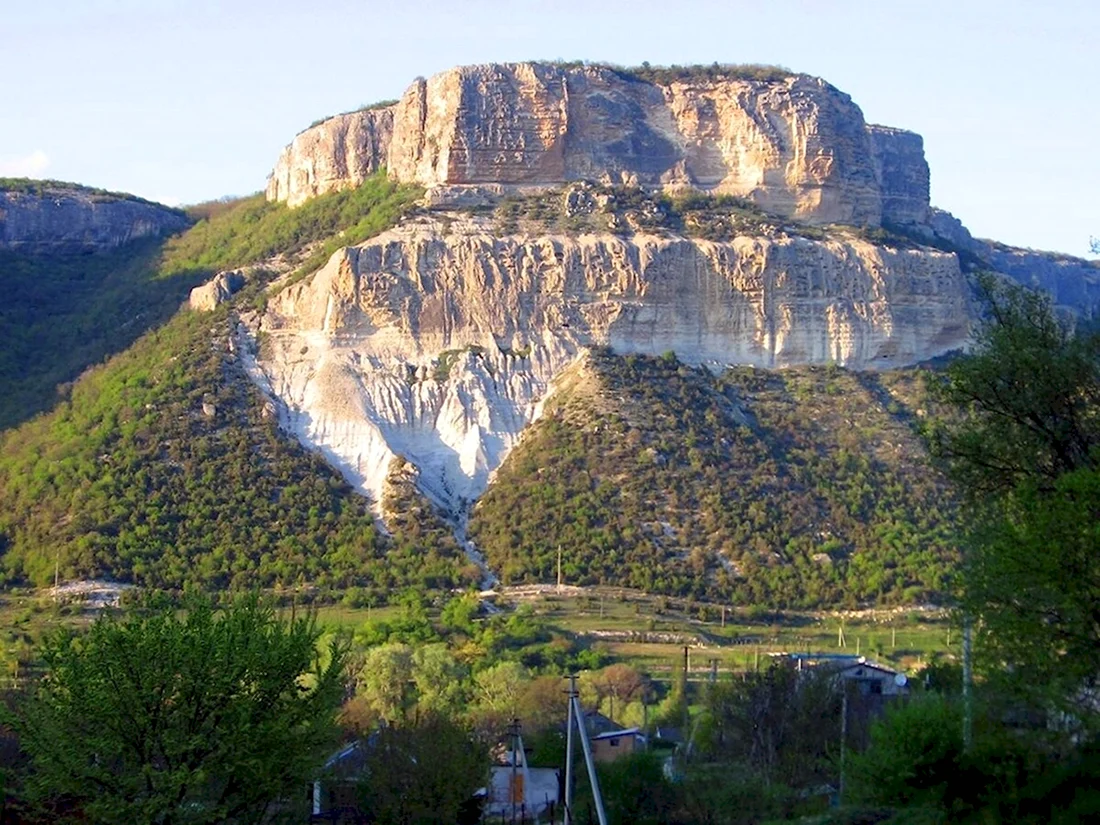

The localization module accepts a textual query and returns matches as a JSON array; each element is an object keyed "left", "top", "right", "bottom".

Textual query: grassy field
[
  {"left": 309, "top": 587, "right": 958, "bottom": 679},
  {"left": 0, "top": 586, "right": 958, "bottom": 692}
]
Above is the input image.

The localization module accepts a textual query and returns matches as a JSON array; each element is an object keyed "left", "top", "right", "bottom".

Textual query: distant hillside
[
  {"left": 0, "top": 173, "right": 463, "bottom": 596},
  {"left": 0, "top": 304, "right": 474, "bottom": 593},
  {"left": 0, "top": 177, "right": 189, "bottom": 253},
  {"left": 0, "top": 172, "right": 420, "bottom": 431},
  {"left": 0, "top": 241, "right": 203, "bottom": 430},
  {"left": 469, "top": 351, "right": 957, "bottom": 608}
]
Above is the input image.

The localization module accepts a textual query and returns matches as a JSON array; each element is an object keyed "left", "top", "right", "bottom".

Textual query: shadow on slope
[{"left": 0, "top": 240, "right": 209, "bottom": 430}]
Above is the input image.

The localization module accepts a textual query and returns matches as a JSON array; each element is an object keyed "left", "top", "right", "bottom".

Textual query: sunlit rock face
[
  {"left": 267, "top": 62, "right": 930, "bottom": 226},
  {"left": 256, "top": 60, "right": 1098, "bottom": 522},
  {"left": 265, "top": 107, "right": 394, "bottom": 206},
  {"left": 251, "top": 216, "right": 969, "bottom": 513}
]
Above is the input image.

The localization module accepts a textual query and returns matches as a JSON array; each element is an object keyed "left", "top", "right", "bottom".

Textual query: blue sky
[{"left": 2, "top": 0, "right": 1096, "bottom": 256}]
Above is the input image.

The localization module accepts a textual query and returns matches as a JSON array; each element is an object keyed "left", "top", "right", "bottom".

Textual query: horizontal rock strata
[
  {"left": 252, "top": 216, "right": 969, "bottom": 513},
  {"left": 267, "top": 62, "right": 930, "bottom": 226}
]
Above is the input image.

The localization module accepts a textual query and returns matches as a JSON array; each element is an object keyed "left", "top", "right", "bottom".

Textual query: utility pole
[
  {"left": 721, "top": 605, "right": 726, "bottom": 628},
  {"left": 570, "top": 689, "right": 608, "bottom": 825},
  {"left": 557, "top": 545, "right": 563, "bottom": 592},
  {"left": 510, "top": 717, "right": 520, "bottom": 824},
  {"left": 564, "top": 675, "right": 576, "bottom": 825},
  {"left": 892, "top": 626, "right": 896, "bottom": 649},
  {"left": 838, "top": 684, "right": 849, "bottom": 805},
  {"left": 683, "top": 645, "right": 690, "bottom": 680}
]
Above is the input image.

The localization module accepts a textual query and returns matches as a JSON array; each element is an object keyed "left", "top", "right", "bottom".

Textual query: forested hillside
[
  {"left": 0, "top": 169, "right": 962, "bottom": 607},
  {"left": 470, "top": 350, "right": 957, "bottom": 607},
  {"left": 0, "top": 173, "right": 472, "bottom": 594},
  {"left": 0, "top": 304, "right": 475, "bottom": 592}
]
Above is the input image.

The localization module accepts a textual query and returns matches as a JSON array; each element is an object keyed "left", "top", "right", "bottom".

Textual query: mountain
[
  {"left": 254, "top": 199, "right": 969, "bottom": 515},
  {"left": 1, "top": 61, "right": 1096, "bottom": 606},
  {"left": 249, "top": 61, "right": 1096, "bottom": 528}
]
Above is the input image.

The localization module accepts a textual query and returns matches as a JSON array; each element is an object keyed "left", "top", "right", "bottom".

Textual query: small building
[
  {"left": 775, "top": 654, "right": 910, "bottom": 696},
  {"left": 485, "top": 765, "right": 560, "bottom": 821},
  {"left": 835, "top": 659, "right": 909, "bottom": 697},
  {"left": 591, "top": 727, "right": 647, "bottom": 763},
  {"left": 310, "top": 741, "right": 369, "bottom": 822}
]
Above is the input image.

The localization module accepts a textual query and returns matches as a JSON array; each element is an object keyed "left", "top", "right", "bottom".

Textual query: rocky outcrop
[
  {"left": 923, "top": 208, "right": 1100, "bottom": 315},
  {"left": 267, "top": 62, "right": 932, "bottom": 227},
  {"left": 978, "top": 244, "right": 1100, "bottom": 314},
  {"left": 867, "top": 125, "right": 930, "bottom": 226},
  {"left": 0, "top": 182, "right": 189, "bottom": 252},
  {"left": 189, "top": 270, "right": 246, "bottom": 312},
  {"left": 251, "top": 215, "right": 969, "bottom": 512},
  {"left": 265, "top": 107, "right": 394, "bottom": 205}
]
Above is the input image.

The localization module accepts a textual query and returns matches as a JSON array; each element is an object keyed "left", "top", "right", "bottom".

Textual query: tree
[
  {"left": 926, "top": 273, "right": 1100, "bottom": 496},
  {"left": 700, "top": 665, "right": 840, "bottom": 787},
  {"left": 357, "top": 643, "right": 415, "bottom": 723},
  {"left": 473, "top": 661, "right": 528, "bottom": 715},
  {"left": 596, "top": 664, "right": 645, "bottom": 722},
  {"left": 928, "top": 273, "right": 1100, "bottom": 722},
  {"left": 591, "top": 751, "right": 679, "bottom": 825},
  {"left": 7, "top": 595, "right": 346, "bottom": 824},
  {"left": 411, "top": 644, "right": 467, "bottom": 718},
  {"left": 355, "top": 715, "right": 488, "bottom": 825},
  {"left": 849, "top": 694, "right": 1035, "bottom": 820}
]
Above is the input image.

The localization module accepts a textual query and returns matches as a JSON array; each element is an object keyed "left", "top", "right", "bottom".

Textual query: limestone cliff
[
  {"left": 0, "top": 181, "right": 189, "bottom": 252},
  {"left": 267, "top": 62, "right": 929, "bottom": 226},
  {"left": 254, "top": 60, "right": 1095, "bottom": 527},
  {"left": 265, "top": 107, "right": 394, "bottom": 205},
  {"left": 251, "top": 214, "right": 968, "bottom": 513}
]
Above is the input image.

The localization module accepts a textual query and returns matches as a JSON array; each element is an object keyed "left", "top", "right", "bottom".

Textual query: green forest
[{"left": 471, "top": 351, "right": 957, "bottom": 607}]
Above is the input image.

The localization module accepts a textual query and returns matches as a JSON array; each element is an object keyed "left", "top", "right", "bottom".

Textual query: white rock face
[
  {"left": 189, "top": 270, "right": 246, "bottom": 312},
  {"left": 267, "top": 62, "right": 930, "bottom": 226},
  {"left": 251, "top": 216, "right": 970, "bottom": 514}
]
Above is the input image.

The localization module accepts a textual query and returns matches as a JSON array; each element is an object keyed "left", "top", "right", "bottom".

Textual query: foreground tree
[
  {"left": 927, "top": 273, "right": 1100, "bottom": 495},
  {"left": 699, "top": 664, "right": 841, "bottom": 787},
  {"left": 928, "top": 273, "right": 1100, "bottom": 723},
  {"left": 8, "top": 595, "right": 346, "bottom": 824},
  {"left": 355, "top": 715, "right": 488, "bottom": 825}
]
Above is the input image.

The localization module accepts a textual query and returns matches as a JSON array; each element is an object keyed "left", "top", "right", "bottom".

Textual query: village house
[{"left": 590, "top": 727, "right": 648, "bottom": 763}]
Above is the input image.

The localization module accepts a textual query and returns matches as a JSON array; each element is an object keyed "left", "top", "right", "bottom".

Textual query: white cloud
[{"left": 0, "top": 149, "right": 51, "bottom": 177}]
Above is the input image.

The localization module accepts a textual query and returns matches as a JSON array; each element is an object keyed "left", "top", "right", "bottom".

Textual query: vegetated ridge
[{"left": 470, "top": 349, "right": 956, "bottom": 607}]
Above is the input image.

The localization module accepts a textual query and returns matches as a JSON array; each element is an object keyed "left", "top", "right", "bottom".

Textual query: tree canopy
[
  {"left": 928, "top": 273, "right": 1100, "bottom": 725},
  {"left": 6, "top": 595, "right": 346, "bottom": 824}
]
